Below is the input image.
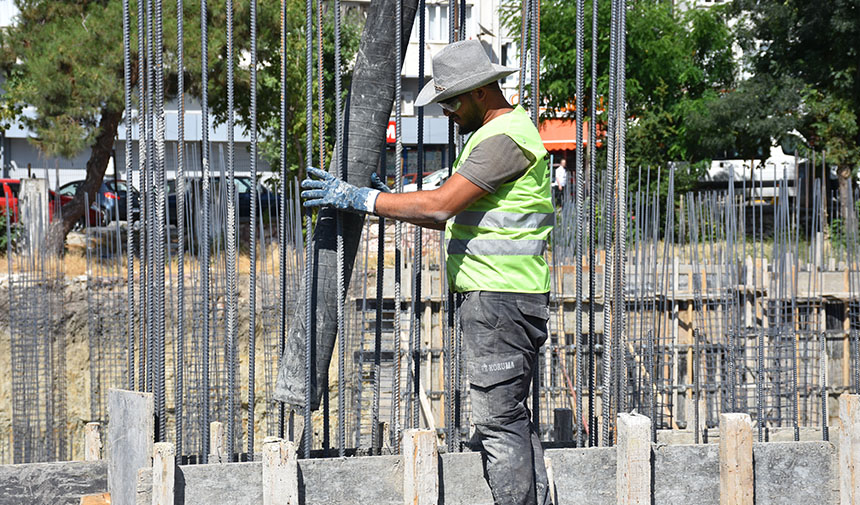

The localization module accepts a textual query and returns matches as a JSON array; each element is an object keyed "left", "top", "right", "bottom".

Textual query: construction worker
[{"left": 302, "top": 39, "right": 552, "bottom": 505}]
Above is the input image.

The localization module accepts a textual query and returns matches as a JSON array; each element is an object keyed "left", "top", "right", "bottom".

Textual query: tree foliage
[
  {"left": 732, "top": 0, "right": 860, "bottom": 163},
  {"left": 732, "top": 0, "right": 860, "bottom": 223},
  {"left": 0, "top": 0, "right": 362, "bottom": 247},
  {"left": 0, "top": 1, "right": 126, "bottom": 158},
  {"left": 685, "top": 73, "right": 802, "bottom": 161},
  {"left": 501, "top": 0, "right": 737, "bottom": 198}
]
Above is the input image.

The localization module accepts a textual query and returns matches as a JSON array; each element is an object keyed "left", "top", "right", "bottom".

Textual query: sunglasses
[{"left": 439, "top": 97, "right": 462, "bottom": 113}]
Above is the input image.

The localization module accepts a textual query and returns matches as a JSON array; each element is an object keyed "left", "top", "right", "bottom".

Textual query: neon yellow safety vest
[{"left": 445, "top": 105, "right": 553, "bottom": 293}]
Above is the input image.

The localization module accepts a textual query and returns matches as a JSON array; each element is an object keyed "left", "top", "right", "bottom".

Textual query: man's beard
[{"left": 458, "top": 114, "right": 482, "bottom": 135}]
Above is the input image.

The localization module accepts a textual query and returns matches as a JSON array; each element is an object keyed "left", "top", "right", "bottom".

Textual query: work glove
[
  {"left": 301, "top": 166, "right": 380, "bottom": 214},
  {"left": 369, "top": 172, "right": 392, "bottom": 193}
]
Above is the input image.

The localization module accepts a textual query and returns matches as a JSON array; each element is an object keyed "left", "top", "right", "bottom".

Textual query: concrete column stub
[
  {"left": 152, "top": 442, "right": 175, "bottom": 505},
  {"left": 402, "top": 429, "right": 438, "bottom": 505},
  {"left": 840, "top": 393, "right": 860, "bottom": 504},
  {"left": 616, "top": 412, "right": 651, "bottom": 505},
  {"left": 719, "top": 413, "right": 753, "bottom": 505},
  {"left": 262, "top": 437, "right": 298, "bottom": 505},
  {"left": 108, "top": 389, "right": 154, "bottom": 505}
]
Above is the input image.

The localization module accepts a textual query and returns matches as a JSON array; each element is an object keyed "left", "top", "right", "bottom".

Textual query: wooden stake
[
  {"left": 840, "top": 393, "right": 860, "bottom": 504},
  {"left": 402, "top": 429, "right": 438, "bottom": 505},
  {"left": 262, "top": 437, "right": 298, "bottom": 505},
  {"left": 719, "top": 413, "right": 753, "bottom": 505},
  {"left": 210, "top": 421, "right": 225, "bottom": 463},
  {"left": 616, "top": 412, "right": 651, "bottom": 505},
  {"left": 152, "top": 442, "right": 175, "bottom": 505},
  {"left": 85, "top": 422, "right": 102, "bottom": 461}
]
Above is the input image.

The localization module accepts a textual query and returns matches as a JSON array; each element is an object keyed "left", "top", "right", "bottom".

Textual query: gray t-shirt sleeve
[{"left": 455, "top": 134, "right": 533, "bottom": 193}]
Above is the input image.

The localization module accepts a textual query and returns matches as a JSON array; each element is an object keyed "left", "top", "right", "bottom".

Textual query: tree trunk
[
  {"left": 45, "top": 108, "right": 123, "bottom": 255},
  {"left": 274, "top": 0, "right": 419, "bottom": 410},
  {"left": 838, "top": 165, "right": 856, "bottom": 240}
]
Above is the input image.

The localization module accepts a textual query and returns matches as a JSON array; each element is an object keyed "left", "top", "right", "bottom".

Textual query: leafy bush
[{"left": 0, "top": 211, "right": 22, "bottom": 253}]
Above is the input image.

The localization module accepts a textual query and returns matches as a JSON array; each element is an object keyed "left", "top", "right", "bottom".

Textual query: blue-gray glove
[
  {"left": 369, "top": 172, "right": 392, "bottom": 193},
  {"left": 301, "top": 166, "right": 380, "bottom": 214}
]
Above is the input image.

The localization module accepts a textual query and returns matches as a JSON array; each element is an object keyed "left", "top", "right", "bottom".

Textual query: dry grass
[{"left": 0, "top": 247, "right": 285, "bottom": 278}]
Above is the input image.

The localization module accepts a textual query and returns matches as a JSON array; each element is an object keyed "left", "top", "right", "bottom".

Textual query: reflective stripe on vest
[
  {"left": 446, "top": 238, "right": 548, "bottom": 256},
  {"left": 453, "top": 210, "right": 554, "bottom": 229}
]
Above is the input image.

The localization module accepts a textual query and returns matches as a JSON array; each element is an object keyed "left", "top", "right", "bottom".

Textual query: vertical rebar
[
  {"left": 587, "top": 0, "right": 599, "bottom": 447},
  {"left": 121, "top": 0, "right": 134, "bottom": 394},
  {"left": 153, "top": 0, "right": 167, "bottom": 443},
  {"left": 411, "top": 0, "right": 426, "bottom": 432},
  {"left": 371, "top": 144, "right": 385, "bottom": 454},
  {"left": 391, "top": 0, "right": 404, "bottom": 454},
  {"left": 175, "top": 0, "right": 186, "bottom": 462},
  {"left": 247, "top": 0, "right": 258, "bottom": 461},
  {"left": 278, "top": 0, "right": 289, "bottom": 440},
  {"left": 614, "top": 0, "right": 628, "bottom": 417},
  {"left": 315, "top": 0, "right": 330, "bottom": 456},
  {"left": 821, "top": 331, "right": 829, "bottom": 441},
  {"left": 303, "top": 0, "right": 315, "bottom": 459},
  {"left": 334, "top": 0, "right": 347, "bottom": 457},
  {"left": 225, "top": 0, "right": 239, "bottom": 462},
  {"left": 200, "top": 0, "right": 212, "bottom": 462},
  {"left": 136, "top": 0, "right": 147, "bottom": 393},
  {"left": 694, "top": 328, "right": 700, "bottom": 444},
  {"left": 574, "top": 0, "right": 585, "bottom": 448},
  {"left": 601, "top": 0, "right": 620, "bottom": 446}
]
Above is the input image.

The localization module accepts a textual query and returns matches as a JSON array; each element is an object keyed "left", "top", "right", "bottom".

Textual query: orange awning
[{"left": 538, "top": 119, "right": 603, "bottom": 152}]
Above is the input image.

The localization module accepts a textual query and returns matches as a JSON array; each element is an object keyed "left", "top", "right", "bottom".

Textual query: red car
[{"left": 0, "top": 179, "right": 100, "bottom": 226}]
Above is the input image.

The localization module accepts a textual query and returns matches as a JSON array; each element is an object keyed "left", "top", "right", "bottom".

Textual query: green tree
[
  {"left": 685, "top": 73, "right": 802, "bottom": 162},
  {"left": 501, "top": 0, "right": 736, "bottom": 198},
  {"left": 0, "top": 0, "right": 361, "bottom": 251},
  {"left": 733, "top": 0, "right": 860, "bottom": 226}
]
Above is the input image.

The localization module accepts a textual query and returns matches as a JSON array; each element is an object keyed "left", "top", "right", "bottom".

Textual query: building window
[
  {"left": 500, "top": 41, "right": 517, "bottom": 86},
  {"left": 402, "top": 91, "right": 415, "bottom": 117},
  {"left": 413, "top": 4, "right": 473, "bottom": 42}
]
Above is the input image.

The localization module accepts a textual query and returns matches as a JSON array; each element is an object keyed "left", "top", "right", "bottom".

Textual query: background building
[{"left": 0, "top": 0, "right": 267, "bottom": 189}]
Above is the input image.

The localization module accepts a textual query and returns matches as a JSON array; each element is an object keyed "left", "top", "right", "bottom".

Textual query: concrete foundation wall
[
  {"left": 654, "top": 443, "right": 719, "bottom": 504},
  {"left": 753, "top": 442, "right": 838, "bottom": 505},
  {"left": 0, "top": 460, "right": 106, "bottom": 505},
  {"left": 178, "top": 462, "right": 263, "bottom": 505},
  {"left": 546, "top": 447, "right": 617, "bottom": 505},
  {"left": 0, "top": 443, "right": 840, "bottom": 504}
]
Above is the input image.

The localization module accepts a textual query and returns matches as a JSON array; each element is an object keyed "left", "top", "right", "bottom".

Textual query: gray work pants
[{"left": 460, "top": 290, "right": 551, "bottom": 505}]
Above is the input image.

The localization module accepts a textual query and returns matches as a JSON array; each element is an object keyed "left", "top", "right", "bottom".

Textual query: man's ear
[{"left": 472, "top": 86, "right": 486, "bottom": 102}]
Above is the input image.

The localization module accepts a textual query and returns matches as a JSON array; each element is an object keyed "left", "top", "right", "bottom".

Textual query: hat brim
[{"left": 415, "top": 64, "right": 519, "bottom": 107}]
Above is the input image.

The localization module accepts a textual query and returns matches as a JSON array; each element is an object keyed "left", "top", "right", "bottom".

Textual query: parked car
[
  {"left": 58, "top": 179, "right": 140, "bottom": 224},
  {"left": 166, "top": 175, "right": 279, "bottom": 225},
  {"left": 402, "top": 169, "right": 450, "bottom": 192},
  {"left": 0, "top": 178, "right": 101, "bottom": 226}
]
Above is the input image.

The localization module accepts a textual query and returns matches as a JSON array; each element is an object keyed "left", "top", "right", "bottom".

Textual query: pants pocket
[
  {"left": 467, "top": 353, "right": 524, "bottom": 388},
  {"left": 467, "top": 353, "right": 525, "bottom": 425}
]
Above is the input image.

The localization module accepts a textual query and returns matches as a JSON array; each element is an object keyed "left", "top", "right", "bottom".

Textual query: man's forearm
[
  {"left": 372, "top": 173, "right": 488, "bottom": 228},
  {"left": 374, "top": 189, "right": 453, "bottom": 224}
]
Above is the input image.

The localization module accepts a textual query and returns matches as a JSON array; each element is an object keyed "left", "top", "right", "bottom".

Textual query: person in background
[{"left": 554, "top": 158, "right": 568, "bottom": 205}]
